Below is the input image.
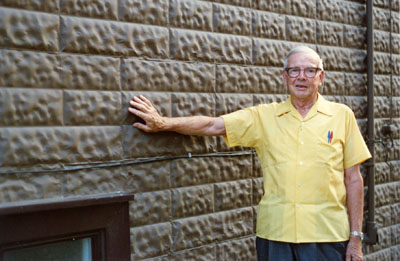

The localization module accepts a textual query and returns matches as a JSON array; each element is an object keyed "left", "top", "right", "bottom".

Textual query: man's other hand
[
  {"left": 129, "top": 95, "right": 166, "bottom": 132},
  {"left": 346, "top": 237, "right": 363, "bottom": 261}
]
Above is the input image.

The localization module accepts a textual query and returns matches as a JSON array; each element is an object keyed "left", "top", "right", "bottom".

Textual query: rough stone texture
[
  {"left": 0, "top": 8, "right": 59, "bottom": 51},
  {"left": 170, "top": 0, "right": 212, "bottom": 31},
  {"left": 213, "top": 3, "right": 252, "bottom": 36},
  {"left": 0, "top": 88, "right": 63, "bottom": 126},
  {"left": 0, "top": 1, "right": 399, "bottom": 260},
  {"left": 60, "top": 0, "right": 118, "bottom": 20}
]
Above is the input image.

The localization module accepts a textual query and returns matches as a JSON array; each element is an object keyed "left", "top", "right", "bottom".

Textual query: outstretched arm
[{"left": 128, "top": 95, "right": 226, "bottom": 136}]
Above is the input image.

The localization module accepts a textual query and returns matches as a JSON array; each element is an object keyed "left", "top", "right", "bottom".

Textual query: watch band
[{"left": 350, "top": 231, "right": 364, "bottom": 240}]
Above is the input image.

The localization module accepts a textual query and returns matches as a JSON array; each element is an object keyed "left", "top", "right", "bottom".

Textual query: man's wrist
[{"left": 350, "top": 231, "right": 364, "bottom": 241}]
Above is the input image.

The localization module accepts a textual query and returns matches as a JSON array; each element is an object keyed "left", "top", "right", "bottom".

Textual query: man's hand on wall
[{"left": 129, "top": 95, "right": 167, "bottom": 132}]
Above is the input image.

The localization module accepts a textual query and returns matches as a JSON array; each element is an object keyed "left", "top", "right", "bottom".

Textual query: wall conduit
[{"left": 365, "top": 0, "right": 378, "bottom": 245}]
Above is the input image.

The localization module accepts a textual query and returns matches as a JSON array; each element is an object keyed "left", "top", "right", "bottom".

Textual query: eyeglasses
[{"left": 285, "top": 67, "right": 322, "bottom": 78}]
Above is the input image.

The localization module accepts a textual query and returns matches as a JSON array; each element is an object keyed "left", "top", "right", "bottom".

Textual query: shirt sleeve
[
  {"left": 343, "top": 108, "right": 372, "bottom": 169},
  {"left": 221, "top": 106, "right": 261, "bottom": 148}
]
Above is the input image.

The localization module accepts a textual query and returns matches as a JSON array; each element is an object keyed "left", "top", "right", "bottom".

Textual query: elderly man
[{"left": 128, "top": 46, "right": 371, "bottom": 261}]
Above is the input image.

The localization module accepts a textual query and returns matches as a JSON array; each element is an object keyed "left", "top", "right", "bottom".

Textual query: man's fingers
[
  {"left": 140, "top": 95, "right": 153, "bottom": 108},
  {"left": 133, "top": 122, "right": 151, "bottom": 132},
  {"left": 128, "top": 107, "right": 148, "bottom": 120}
]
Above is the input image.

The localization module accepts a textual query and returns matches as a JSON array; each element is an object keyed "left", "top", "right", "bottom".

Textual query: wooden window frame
[{"left": 0, "top": 192, "right": 134, "bottom": 261}]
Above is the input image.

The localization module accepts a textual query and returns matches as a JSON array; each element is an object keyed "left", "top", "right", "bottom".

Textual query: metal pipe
[{"left": 365, "top": 0, "right": 378, "bottom": 245}]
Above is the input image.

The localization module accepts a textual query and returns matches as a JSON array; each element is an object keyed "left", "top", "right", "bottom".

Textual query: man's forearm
[
  {"left": 344, "top": 165, "right": 364, "bottom": 232},
  {"left": 164, "top": 116, "right": 226, "bottom": 136}
]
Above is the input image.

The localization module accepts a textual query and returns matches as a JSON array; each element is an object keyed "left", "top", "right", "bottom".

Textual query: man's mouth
[{"left": 295, "top": 84, "right": 308, "bottom": 89}]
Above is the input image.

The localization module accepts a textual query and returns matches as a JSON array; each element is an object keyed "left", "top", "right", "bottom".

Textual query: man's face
[{"left": 282, "top": 52, "right": 324, "bottom": 102}]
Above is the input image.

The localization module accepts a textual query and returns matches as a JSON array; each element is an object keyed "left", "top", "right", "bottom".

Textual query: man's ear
[{"left": 318, "top": 70, "right": 325, "bottom": 86}]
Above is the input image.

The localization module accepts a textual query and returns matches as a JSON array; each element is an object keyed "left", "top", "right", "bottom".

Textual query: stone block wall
[{"left": 0, "top": 0, "right": 398, "bottom": 260}]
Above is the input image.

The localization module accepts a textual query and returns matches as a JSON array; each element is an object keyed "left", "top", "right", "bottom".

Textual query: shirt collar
[{"left": 276, "top": 94, "right": 333, "bottom": 117}]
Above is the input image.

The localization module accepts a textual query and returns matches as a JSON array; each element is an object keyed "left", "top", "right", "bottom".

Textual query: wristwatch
[{"left": 350, "top": 231, "right": 364, "bottom": 241}]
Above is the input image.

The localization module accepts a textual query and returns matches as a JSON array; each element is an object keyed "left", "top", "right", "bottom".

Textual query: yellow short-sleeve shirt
[{"left": 222, "top": 95, "right": 371, "bottom": 243}]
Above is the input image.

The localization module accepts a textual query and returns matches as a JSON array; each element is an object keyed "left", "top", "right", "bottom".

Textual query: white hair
[{"left": 283, "top": 46, "right": 324, "bottom": 70}]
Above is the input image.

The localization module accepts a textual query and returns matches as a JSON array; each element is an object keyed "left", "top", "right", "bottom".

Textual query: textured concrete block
[
  {"left": 364, "top": 249, "right": 391, "bottom": 261},
  {"left": 318, "top": 46, "right": 350, "bottom": 72},
  {"left": 321, "top": 71, "right": 345, "bottom": 96},
  {"left": 375, "top": 183, "right": 395, "bottom": 207},
  {"left": 374, "top": 75, "right": 390, "bottom": 96},
  {"left": 60, "top": 0, "right": 118, "bottom": 19},
  {"left": 374, "top": 52, "right": 392, "bottom": 75},
  {"left": 375, "top": 205, "right": 392, "bottom": 228},
  {"left": 0, "top": 0, "right": 59, "bottom": 13},
  {"left": 213, "top": 4, "right": 252, "bottom": 35},
  {"left": 130, "top": 190, "right": 171, "bottom": 226},
  {"left": 122, "top": 125, "right": 185, "bottom": 158},
  {"left": 169, "top": 0, "right": 212, "bottom": 31},
  {"left": 125, "top": 161, "right": 170, "bottom": 193},
  {"left": 286, "top": 16, "right": 316, "bottom": 43},
  {"left": 0, "top": 88, "right": 63, "bottom": 126},
  {"left": 0, "top": 8, "right": 59, "bottom": 51},
  {"left": 215, "top": 93, "right": 253, "bottom": 116},
  {"left": 217, "top": 207, "right": 253, "bottom": 241},
  {"left": 286, "top": 0, "right": 316, "bottom": 18},
  {"left": 0, "top": 172, "right": 62, "bottom": 203},
  {"left": 252, "top": 94, "right": 287, "bottom": 107},
  {"left": 172, "top": 244, "right": 216, "bottom": 261},
  {"left": 64, "top": 166, "right": 129, "bottom": 196},
  {"left": 317, "top": 21, "right": 344, "bottom": 46},
  {"left": 121, "top": 59, "right": 215, "bottom": 93},
  {"left": 216, "top": 65, "right": 283, "bottom": 94},
  {"left": 61, "top": 16, "right": 169, "bottom": 57},
  {"left": 349, "top": 49, "right": 367, "bottom": 73},
  {"left": 172, "top": 214, "right": 220, "bottom": 251},
  {"left": 218, "top": 236, "right": 256, "bottom": 261},
  {"left": 317, "top": 0, "right": 347, "bottom": 24},
  {"left": 170, "top": 29, "right": 252, "bottom": 64},
  {"left": 253, "top": 39, "right": 297, "bottom": 66},
  {"left": 344, "top": 25, "right": 366, "bottom": 49},
  {"left": 254, "top": 0, "right": 288, "bottom": 14},
  {"left": 0, "top": 126, "right": 122, "bottom": 166},
  {"left": 171, "top": 155, "right": 253, "bottom": 187},
  {"left": 214, "top": 179, "right": 252, "bottom": 211},
  {"left": 60, "top": 54, "right": 120, "bottom": 90},
  {"left": 393, "top": 203, "right": 400, "bottom": 226},
  {"left": 374, "top": 7, "right": 390, "bottom": 32},
  {"left": 212, "top": 0, "right": 251, "bottom": 8},
  {"left": 171, "top": 184, "right": 213, "bottom": 218},
  {"left": 252, "top": 177, "right": 264, "bottom": 206},
  {"left": 64, "top": 90, "right": 121, "bottom": 125},
  {"left": 131, "top": 223, "right": 172, "bottom": 259},
  {"left": 345, "top": 73, "right": 367, "bottom": 96},
  {"left": 375, "top": 162, "right": 392, "bottom": 184},
  {"left": 171, "top": 93, "right": 215, "bottom": 117},
  {"left": 119, "top": 0, "right": 168, "bottom": 25},
  {"left": 392, "top": 224, "right": 400, "bottom": 245},
  {"left": 374, "top": 96, "right": 392, "bottom": 118},
  {"left": 253, "top": 11, "right": 285, "bottom": 40},
  {"left": 170, "top": 157, "right": 219, "bottom": 187},
  {"left": 317, "top": 0, "right": 365, "bottom": 26},
  {"left": 0, "top": 49, "right": 60, "bottom": 88},
  {"left": 349, "top": 96, "right": 367, "bottom": 118},
  {"left": 374, "top": 30, "right": 390, "bottom": 53},
  {"left": 392, "top": 245, "right": 400, "bottom": 261}
]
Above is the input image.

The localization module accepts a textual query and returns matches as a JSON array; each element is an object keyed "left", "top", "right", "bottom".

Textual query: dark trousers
[{"left": 256, "top": 237, "right": 348, "bottom": 261}]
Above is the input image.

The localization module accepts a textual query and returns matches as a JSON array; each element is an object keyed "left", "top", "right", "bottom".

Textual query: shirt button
[
  {"left": 301, "top": 122, "right": 305, "bottom": 126},
  {"left": 300, "top": 141, "right": 304, "bottom": 145},
  {"left": 297, "top": 204, "right": 301, "bottom": 208},
  {"left": 299, "top": 161, "right": 303, "bottom": 166},
  {"left": 298, "top": 184, "right": 302, "bottom": 187}
]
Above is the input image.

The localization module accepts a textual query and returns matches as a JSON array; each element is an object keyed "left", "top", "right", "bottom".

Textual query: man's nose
[{"left": 297, "top": 70, "right": 306, "bottom": 79}]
